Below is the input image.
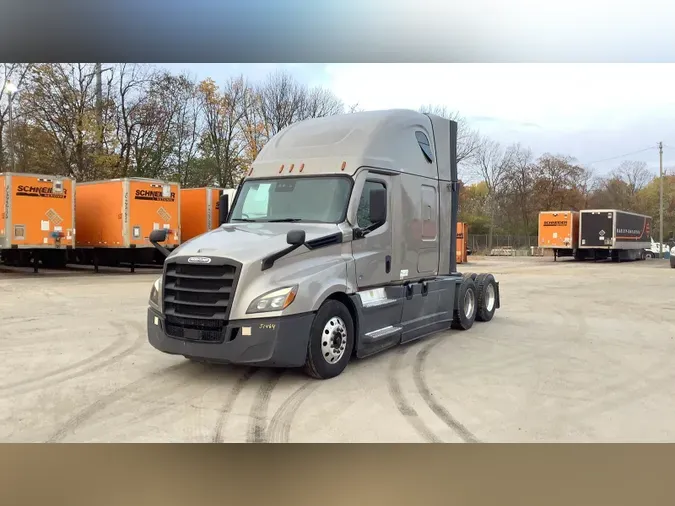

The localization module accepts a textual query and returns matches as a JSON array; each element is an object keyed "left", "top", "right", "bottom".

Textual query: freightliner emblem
[{"left": 187, "top": 256, "right": 212, "bottom": 264}]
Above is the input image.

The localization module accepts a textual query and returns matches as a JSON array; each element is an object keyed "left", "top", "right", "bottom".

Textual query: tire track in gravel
[
  {"left": 387, "top": 347, "right": 442, "bottom": 443},
  {"left": 413, "top": 339, "right": 480, "bottom": 443},
  {"left": 0, "top": 320, "right": 143, "bottom": 397},
  {"left": 246, "top": 369, "right": 284, "bottom": 443},
  {"left": 211, "top": 367, "right": 259, "bottom": 443},
  {"left": 266, "top": 380, "right": 319, "bottom": 443},
  {"left": 46, "top": 360, "right": 207, "bottom": 442}
]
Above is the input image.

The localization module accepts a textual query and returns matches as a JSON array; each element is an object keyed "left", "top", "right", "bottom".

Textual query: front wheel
[
  {"left": 670, "top": 255, "right": 675, "bottom": 269},
  {"left": 645, "top": 251, "right": 654, "bottom": 259},
  {"left": 303, "top": 300, "right": 355, "bottom": 379}
]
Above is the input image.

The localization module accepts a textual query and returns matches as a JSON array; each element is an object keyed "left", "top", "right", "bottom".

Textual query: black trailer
[{"left": 578, "top": 209, "right": 652, "bottom": 262}]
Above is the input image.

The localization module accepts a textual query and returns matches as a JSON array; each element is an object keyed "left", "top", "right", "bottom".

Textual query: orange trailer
[
  {"left": 456, "top": 222, "right": 469, "bottom": 264},
  {"left": 0, "top": 172, "right": 75, "bottom": 269},
  {"left": 180, "top": 187, "right": 236, "bottom": 242},
  {"left": 74, "top": 178, "right": 180, "bottom": 270},
  {"left": 538, "top": 210, "right": 579, "bottom": 261}
]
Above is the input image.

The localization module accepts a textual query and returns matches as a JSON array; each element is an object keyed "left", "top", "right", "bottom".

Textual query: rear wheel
[
  {"left": 452, "top": 277, "right": 477, "bottom": 330},
  {"left": 475, "top": 273, "right": 498, "bottom": 322},
  {"left": 303, "top": 300, "right": 355, "bottom": 379}
]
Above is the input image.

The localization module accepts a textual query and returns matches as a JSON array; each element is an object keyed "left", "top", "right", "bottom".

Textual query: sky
[{"left": 162, "top": 63, "right": 675, "bottom": 178}]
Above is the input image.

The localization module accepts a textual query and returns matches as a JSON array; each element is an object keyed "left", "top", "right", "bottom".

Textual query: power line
[{"left": 584, "top": 146, "right": 656, "bottom": 166}]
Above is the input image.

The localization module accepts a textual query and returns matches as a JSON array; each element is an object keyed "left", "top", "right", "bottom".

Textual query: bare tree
[
  {"left": 298, "top": 86, "right": 345, "bottom": 119},
  {"left": 502, "top": 143, "right": 536, "bottom": 234},
  {"left": 171, "top": 75, "right": 202, "bottom": 185},
  {"left": 0, "top": 63, "right": 33, "bottom": 170},
  {"left": 131, "top": 72, "right": 190, "bottom": 179},
  {"left": 198, "top": 76, "right": 248, "bottom": 188},
  {"left": 472, "top": 136, "right": 513, "bottom": 250},
  {"left": 418, "top": 104, "right": 481, "bottom": 172},
  {"left": 112, "top": 63, "right": 154, "bottom": 178},
  {"left": 613, "top": 160, "right": 652, "bottom": 196},
  {"left": 257, "top": 70, "right": 306, "bottom": 137}
]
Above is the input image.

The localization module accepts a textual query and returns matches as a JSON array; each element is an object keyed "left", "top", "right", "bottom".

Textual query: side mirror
[
  {"left": 149, "top": 228, "right": 168, "bottom": 243},
  {"left": 286, "top": 229, "right": 306, "bottom": 246},
  {"left": 369, "top": 188, "right": 386, "bottom": 225},
  {"left": 218, "top": 193, "right": 229, "bottom": 225},
  {"left": 149, "top": 228, "right": 171, "bottom": 258}
]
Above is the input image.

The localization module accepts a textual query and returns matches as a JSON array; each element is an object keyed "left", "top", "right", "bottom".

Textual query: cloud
[{"left": 323, "top": 63, "right": 675, "bottom": 174}]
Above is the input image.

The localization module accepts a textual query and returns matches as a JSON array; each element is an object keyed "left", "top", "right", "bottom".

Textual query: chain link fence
[{"left": 468, "top": 235, "right": 539, "bottom": 255}]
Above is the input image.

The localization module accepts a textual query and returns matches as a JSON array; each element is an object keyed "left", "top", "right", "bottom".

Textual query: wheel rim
[
  {"left": 485, "top": 283, "right": 496, "bottom": 312},
  {"left": 463, "top": 289, "right": 475, "bottom": 319},
  {"left": 320, "top": 316, "right": 348, "bottom": 364}
]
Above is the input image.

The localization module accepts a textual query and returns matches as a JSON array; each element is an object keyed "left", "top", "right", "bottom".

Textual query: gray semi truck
[{"left": 146, "top": 109, "right": 501, "bottom": 379}]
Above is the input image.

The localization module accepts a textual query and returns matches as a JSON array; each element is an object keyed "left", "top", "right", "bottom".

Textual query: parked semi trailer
[
  {"left": 578, "top": 209, "right": 652, "bottom": 261},
  {"left": 0, "top": 172, "right": 75, "bottom": 271},
  {"left": 146, "top": 109, "right": 501, "bottom": 379},
  {"left": 180, "top": 187, "right": 236, "bottom": 242},
  {"left": 538, "top": 210, "right": 579, "bottom": 261},
  {"left": 456, "top": 222, "right": 469, "bottom": 264},
  {"left": 73, "top": 178, "right": 181, "bottom": 271}
]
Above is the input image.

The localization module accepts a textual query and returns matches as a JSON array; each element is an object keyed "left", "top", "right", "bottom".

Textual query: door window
[{"left": 356, "top": 180, "right": 387, "bottom": 229}]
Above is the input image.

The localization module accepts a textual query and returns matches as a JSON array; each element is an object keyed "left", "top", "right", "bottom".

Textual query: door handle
[{"left": 385, "top": 255, "right": 391, "bottom": 273}]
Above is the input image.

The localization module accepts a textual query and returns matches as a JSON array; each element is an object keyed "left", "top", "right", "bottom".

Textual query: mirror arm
[
  {"left": 150, "top": 237, "right": 171, "bottom": 258},
  {"left": 261, "top": 243, "right": 304, "bottom": 271},
  {"left": 354, "top": 220, "right": 384, "bottom": 239}
]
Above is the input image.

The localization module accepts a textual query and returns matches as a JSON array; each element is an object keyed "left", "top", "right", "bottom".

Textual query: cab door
[{"left": 351, "top": 172, "right": 394, "bottom": 289}]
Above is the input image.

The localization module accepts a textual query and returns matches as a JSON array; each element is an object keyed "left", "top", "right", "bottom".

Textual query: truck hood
[{"left": 168, "top": 222, "right": 344, "bottom": 263}]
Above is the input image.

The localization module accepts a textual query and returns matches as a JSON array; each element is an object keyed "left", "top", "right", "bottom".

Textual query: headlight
[
  {"left": 149, "top": 277, "right": 162, "bottom": 312},
  {"left": 247, "top": 286, "right": 298, "bottom": 314}
]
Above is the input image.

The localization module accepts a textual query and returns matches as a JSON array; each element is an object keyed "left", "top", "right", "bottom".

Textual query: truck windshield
[{"left": 229, "top": 176, "right": 352, "bottom": 223}]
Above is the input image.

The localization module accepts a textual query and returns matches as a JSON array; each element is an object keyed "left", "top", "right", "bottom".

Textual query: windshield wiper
[
  {"left": 231, "top": 218, "right": 259, "bottom": 222},
  {"left": 267, "top": 218, "right": 302, "bottom": 222}
]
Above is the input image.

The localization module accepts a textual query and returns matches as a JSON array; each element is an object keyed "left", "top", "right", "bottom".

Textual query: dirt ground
[{"left": 1, "top": 255, "right": 673, "bottom": 442}]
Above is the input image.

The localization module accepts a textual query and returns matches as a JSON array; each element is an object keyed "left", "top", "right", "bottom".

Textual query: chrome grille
[{"left": 162, "top": 258, "right": 241, "bottom": 343}]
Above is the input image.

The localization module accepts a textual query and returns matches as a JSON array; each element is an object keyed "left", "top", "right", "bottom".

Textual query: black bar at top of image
[{"left": 2, "top": 0, "right": 675, "bottom": 62}]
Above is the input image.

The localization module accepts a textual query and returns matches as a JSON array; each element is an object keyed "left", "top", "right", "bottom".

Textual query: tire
[
  {"left": 452, "top": 277, "right": 477, "bottom": 331},
  {"left": 475, "top": 273, "right": 498, "bottom": 322},
  {"left": 463, "top": 272, "right": 477, "bottom": 281},
  {"left": 303, "top": 300, "right": 355, "bottom": 380},
  {"left": 670, "top": 255, "right": 675, "bottom": 269},
  {"left": 645, "top": 251, "right": 654, "bottom": 259}
]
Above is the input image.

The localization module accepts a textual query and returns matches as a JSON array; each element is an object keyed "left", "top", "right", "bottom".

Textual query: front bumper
[{"left": 147, "top": 308, "right": 314, "bottom": 368}]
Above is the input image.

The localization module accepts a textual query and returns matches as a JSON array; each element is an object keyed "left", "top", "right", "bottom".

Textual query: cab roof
[{"left": 249, "top": 109, "right": 455, "bottom": 181}]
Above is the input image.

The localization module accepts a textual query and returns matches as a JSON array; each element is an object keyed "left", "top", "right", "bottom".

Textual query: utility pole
[
  {"left": 659, "top": 141, "right": 664, "bottom": 258},
  {"left": 95, "top": 63, "right": 103, "bottom": 152}
]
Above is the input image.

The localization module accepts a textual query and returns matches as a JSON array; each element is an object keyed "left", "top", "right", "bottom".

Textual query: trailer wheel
[
  {"left": 303, "top": 300, "right": 355, "bottom": 379},
  {"left": 452, "top": 277, "right": 477, "bottom": 331},
  {"left": 475, "top": 273, "right": 498, "bottom": 322}
]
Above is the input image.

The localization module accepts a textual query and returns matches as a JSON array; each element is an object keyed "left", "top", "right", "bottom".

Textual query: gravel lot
[{"left": 1, "top": 256, "right": 674, "bottom": 442}]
